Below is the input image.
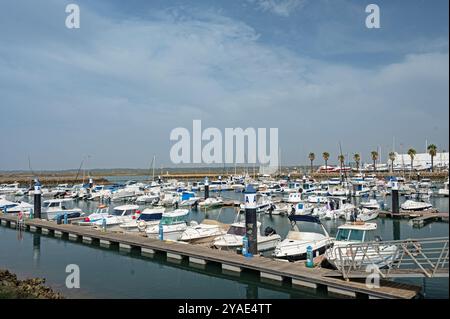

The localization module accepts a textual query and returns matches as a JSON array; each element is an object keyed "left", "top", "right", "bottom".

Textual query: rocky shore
[{"left": 0, "top": 269, "right": 64, "bottom": 299}]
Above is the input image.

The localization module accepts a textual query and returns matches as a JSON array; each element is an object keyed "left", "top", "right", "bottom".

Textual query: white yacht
[
  {"left": 325, "top": 222, "right": 400, "bottom": 269},
  {"left": 273, "top": 215, "right": 333, "bottom": 262},
  {"left": 213, "top": 221, "right": 281, "bottom": 252},
  {"left": 78, "top": 205, "right": 110, "bottom": 225},
  {"left": 145, "top": 209, "right": 189, "bottom": 241}
]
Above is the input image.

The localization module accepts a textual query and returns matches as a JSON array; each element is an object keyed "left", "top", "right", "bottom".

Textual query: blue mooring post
[
  {"left": 64, "top": 212, "right": 68, "bottom": 224},
  {"left": 204, "top": 177, "right": 209, "bottom": 199},
  {"left": 244, "top": 184, "right": 257, "bottom": 256},
  {"left": 159, "top": 222, "right": 164, "bottom": 240},
  {"left": 33, "top": 179, "right": 41, "bottom": 219},
  {"left": 306, "top": 245, "right": 314, "bottom": 268},
  {"left": 102, "top": 217, "right": 107, "bottom": 232}
]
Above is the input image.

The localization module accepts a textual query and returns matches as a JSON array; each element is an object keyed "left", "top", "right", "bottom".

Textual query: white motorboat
[
  {"left": 360, "top": 199, "right": 380, "bottom": 210},
  {"left": 325, "top": 222, "right": 400, "bottom": 269},
  {"left": 179, "top": 219, "right": 228, "bottom": 243},
  {"left": 287, "top": 192, "right": 302, "bottom": 203},
  {"left": 136, "top": 194, "right": 160, "bottom": 204},
  {"left": 92, "top": 205, "right": 140, "bottom": 231},
  {"left": 290, "top": 202, "right": 314, "bottom": 216},
  {"left": 273, "top": 215, "right": 333, "bottom": 262},
  {"left": 345, "top": 208, "right": 379, "bottom": 222},
  {"left": 111, "top": 185, "right": 144, "bottom": 201},
  {"left": 2, "top": 201, "right": 33, "bottom": 215},
  {"left": 438, "top": 180, "right": 449, "bottom": 197},
  {"left": 78, "top": 205, "right": 110, "bottom": 225},
  {"left": 198, "top": 197, "right": 224, "bottom": 209},
  {"left": 239, "top": 194, "right": 273, "bottom": 213},
  {"left": 145, "top": 209, "right": 189, "bottom": 241},
  {"left": 0, "top": 198, "right": 18, "bottom": 211},
  {"left": 307, "top": 195, "right": 328, "bottom": 204},
  {"left": 213, "top": 221, "right": 281, "bottom": 252},
  {"left": 41, "top": 199, "right": 83, "bottom": 220},
  {"left": 317, "top": 197, "right": 355, "bottom": 220},
  {"left": 266, "top": 203, "right": 289, "bottom": 215},
  {"left": 401, "top": 200, "right": 433, "bottom": 211},
  {"left": 178, "top": 191, "right": 201, "bottom": 207},
  {"left": 120, "top": 207, "right": 165, "bottom": 232}
]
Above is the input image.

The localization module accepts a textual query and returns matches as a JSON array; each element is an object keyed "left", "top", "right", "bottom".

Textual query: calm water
[{"left": 0, "top": 183, "right": 448, "bottom": 299}]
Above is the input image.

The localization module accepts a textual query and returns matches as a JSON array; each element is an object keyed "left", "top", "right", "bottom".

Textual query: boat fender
[
  {"left": 264, "top": 226, "right": 276, "bottom": 236},
  {"left": 137, "top": 221, "right": 147, "bottom": 231}
]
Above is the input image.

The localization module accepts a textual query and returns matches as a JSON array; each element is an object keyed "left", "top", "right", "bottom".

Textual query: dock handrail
[{"left": 326, "top": 237, "right": 449, "bottom": 279}]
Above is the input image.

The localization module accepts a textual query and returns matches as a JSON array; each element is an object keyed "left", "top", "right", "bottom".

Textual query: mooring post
[
  {"left": 33, "top": 178, "right": 42, "bottom": 219},
  {"left": 64, "top": 212, "right": 68, "bottom": 225},
  {"left": 391, "top": 180, "right": 400, "bottom": 216},
  {"left": 204, "top": 177, "right": 209, "bottom": 200},
  {"left": 244, "top": 184, "right": 257, "bottom": 256}
]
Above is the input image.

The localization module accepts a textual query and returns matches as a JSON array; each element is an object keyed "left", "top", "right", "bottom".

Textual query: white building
[{"left": 390, "top": 152, "right": 449, "bottom": 171}]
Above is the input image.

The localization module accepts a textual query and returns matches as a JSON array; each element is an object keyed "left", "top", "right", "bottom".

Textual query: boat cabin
[{"left": 335, "top": 222, "right": 379, "bottom": 243}]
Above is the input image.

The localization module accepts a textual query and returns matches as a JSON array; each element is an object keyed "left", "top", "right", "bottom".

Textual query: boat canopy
[{"left": 288, "top": 215, "right": 321, "bottom": 224}]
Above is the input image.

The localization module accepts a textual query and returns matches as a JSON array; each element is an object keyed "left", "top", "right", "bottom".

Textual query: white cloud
[
  {"left": 0, "top": 3, "right": 448, "bottom": 169},
  {"left": 248, "top": 0, "right": 307, "bottom": 17}
]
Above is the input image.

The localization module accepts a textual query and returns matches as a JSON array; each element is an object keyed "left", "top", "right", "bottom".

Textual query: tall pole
[
  {"left": 244, "top": 184, "right": 258, "bottom": 256},
  {"left": 204, "top": 177, "right": 209, "bottom": 200},
  {"left": 33, "top": 178, "right": 42, "bottom": 219}
]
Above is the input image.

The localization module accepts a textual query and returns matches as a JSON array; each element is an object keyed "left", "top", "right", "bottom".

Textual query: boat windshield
[
  {"left": 160, "top": 216, "right": 185, "bottom": 225},
  {"left": 336, "top": 229, "right": 365, "bottom": 242},
  {"left": 138, "top": 213, "right": 161, "bottom": 222},
  {"left": 227, "top": 226, "right": 246, "bottom": 236},
  {"left": 112, "top": 209, "right": 134, "bottom": 216}
]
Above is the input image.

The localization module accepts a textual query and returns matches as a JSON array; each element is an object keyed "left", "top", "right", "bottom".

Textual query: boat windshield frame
[
  {"left": 226, "top": 225, "right": 246, "bottom": 236},
  {"left": 335, "top": 228, "right": 366, "bottom": 242}
]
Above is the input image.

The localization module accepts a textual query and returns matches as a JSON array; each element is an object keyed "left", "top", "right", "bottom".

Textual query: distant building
[{"left": 390, "top": 152, "right": 449, "bottom": 171}]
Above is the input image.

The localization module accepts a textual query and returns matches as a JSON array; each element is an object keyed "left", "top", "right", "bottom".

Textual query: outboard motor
[{"left": 264, "top": 226, "right": 277, "bottom": 236}]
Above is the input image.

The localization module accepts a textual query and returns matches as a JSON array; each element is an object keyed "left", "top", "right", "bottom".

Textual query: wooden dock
[
  {"left": 0, "top": 213, "right": 422, "bottom": 299},
  {"left": 378, "top": 209, "right": 448, "bottom": 221}
]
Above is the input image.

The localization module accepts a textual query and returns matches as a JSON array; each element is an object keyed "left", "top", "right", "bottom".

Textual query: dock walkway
[{"left": 0, "top": 213, "right": 421, "bottom": 299}]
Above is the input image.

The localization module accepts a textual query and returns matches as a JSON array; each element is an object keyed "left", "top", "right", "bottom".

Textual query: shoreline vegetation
[
  {"left": 0, "top": 269, "right": 64, "bottom": 299},
  {"left": 0, "top": 168, "right": 448, "bottom": 185}
]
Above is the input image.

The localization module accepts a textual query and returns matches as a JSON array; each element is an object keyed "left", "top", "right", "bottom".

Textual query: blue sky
[{"left": 0, "top": 0, "right": 448, "bottom": 170}]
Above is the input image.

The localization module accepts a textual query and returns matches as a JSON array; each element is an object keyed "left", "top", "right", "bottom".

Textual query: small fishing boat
[{"left": 273, "top": 215, "right": 333, "bottom": 262}]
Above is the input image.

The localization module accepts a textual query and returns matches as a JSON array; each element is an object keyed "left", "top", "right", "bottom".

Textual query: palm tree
[
  {"left": 353, "top": 153, "right": 361, "bottom": 172},
  {"left": 427, "top": 144, "right": 437, "bottom": 172},
  {"left": 371, "top": 151, "right": 379, "bottom": 173},
  {"left": 407, "top": 148, "right": 417, "bottom": 174},
  {"left": 322, "top": 152, "right": 330, "bottom": 171},
  {"left": 308, "top": 153, "right": 315, "bottom": 174},
  {"left": 389, "top": 152, "right": 396, "bottom": 173},
  {"left": 338, "top": 155, "right": 345, "bottom": 173}
]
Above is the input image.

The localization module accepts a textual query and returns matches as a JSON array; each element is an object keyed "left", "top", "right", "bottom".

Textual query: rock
[{"left": 0, "top": 269, "right": 64, "bottom": 299}]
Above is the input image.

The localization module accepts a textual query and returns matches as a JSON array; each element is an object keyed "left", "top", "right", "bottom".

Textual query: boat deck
[{"left": 0, "top": 213, "right": 422, "bottom": 299}]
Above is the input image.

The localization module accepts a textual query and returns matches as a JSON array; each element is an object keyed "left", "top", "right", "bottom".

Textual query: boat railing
[{"left": 326, "top": 237, "right": 449, "bottom": 279}]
